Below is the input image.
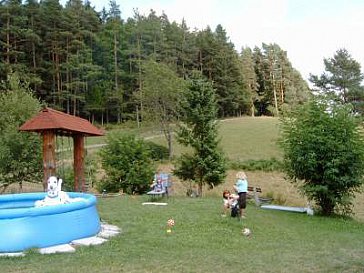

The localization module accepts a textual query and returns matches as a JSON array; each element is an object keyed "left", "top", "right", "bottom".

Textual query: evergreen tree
[
  {"left": 174, "top": 72, "right": 226, "bottom": 196},
  {"left": 213, "top": 25, "right": 246, "bottom": 117},
  {"left": 282, "top": 68, "right": 311, "bottom": 111},
  {"left": 23, "top": 0, "right": 43, "bottom": 88},
  {"left": 38, "top": 0, "right": 65, "bottom": 107},
  {"left": 194, "top": 25, "right": 246, "bottom": 117},
  {"left": 240, "top": 47, "right": 258, "bottom": 116},
  {"left": 253, "top": 46, "right": 270, "bottom": 115},
  {"left": 99, "top": 0, "right": 124, "bottom": 123},
  {"left": 0, "top": 4, "right": 310, "bottom": 124},
  {"left": 63, "top": 0, "right": 102, "bottom": 116},
  {"left": 310, "top": 48, "right": 364, "bottom": 115},
  {"left": 253, "top": 43, "right": 310, "bottom": 116},
  {"left": 0, "top": 0, "right": 28, "bottom": 81}
]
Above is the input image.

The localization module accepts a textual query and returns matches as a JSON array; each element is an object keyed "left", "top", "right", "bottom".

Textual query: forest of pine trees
[{"left": 0, "top": 0, "right": 311, "bottom": 124}]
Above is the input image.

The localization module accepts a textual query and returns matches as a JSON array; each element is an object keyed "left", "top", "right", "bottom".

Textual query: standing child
[{"left": 233, "top": 171, "right": 248, "bottom": 219}]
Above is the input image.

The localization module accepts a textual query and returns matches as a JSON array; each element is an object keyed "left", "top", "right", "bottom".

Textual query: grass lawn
[
  {"left": 141, "top": 116, "right": 282, "bottom": 161},
  {"left": 1, "top": 196, "right": 364, "bottom": 273},
  {"left": 2, "top": 117, "right": 364, "bottom": 272},
  {"left": 219, "top": 117, "right": 281, "bottom": 161},
  {"left": 77, "top": 116, "right": 281, "bottom": 161}
]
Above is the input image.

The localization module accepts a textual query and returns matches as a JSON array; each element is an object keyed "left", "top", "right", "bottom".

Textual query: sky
[{"left": 66, "top": 0, "right": 364, "bottom": 82}]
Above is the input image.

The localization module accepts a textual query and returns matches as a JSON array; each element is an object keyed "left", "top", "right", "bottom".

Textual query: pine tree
[
  {"left": 310, "top": 48, "right": 364, "bottom": 115},
  {"left": 0, "top": 0, "right": 28, "bottom": 80},
  {"left": 253, "top": 43, "right": 310, "bottom": 116},
  {"left": 240, "top": 47, "right": 259, "bottom": 116},
  {"left": 38, "top": 0, "right": 65, "bottom": 107},
  {"left": 23, "top": 0, "right": 43, "bottom": 89},
  {"left": 174, "top": 72, "right": 226, "bottom": 196}
]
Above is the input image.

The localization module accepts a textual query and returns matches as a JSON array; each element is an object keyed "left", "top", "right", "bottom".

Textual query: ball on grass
[
  {"left": 167, "top": 218, "right": 175, "bottom": 227},
  {"left": 242, "top": 227, "right": 251, "bottom": 236}
]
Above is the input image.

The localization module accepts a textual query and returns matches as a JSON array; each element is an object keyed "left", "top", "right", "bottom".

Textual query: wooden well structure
[{"left": 19, "top": 107, "right": 104, "bottom": 191}]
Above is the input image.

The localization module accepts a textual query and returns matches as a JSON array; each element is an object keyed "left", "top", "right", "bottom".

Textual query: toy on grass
[
  {"left": 166, "top": 218, "right": 175, "bottom": 233},
  {"left": 242, "top": 227, "right": 251, "bottom": 237}
]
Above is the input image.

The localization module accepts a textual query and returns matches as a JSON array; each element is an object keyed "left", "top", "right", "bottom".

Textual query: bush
[
  {"left": 0, "top": 73, "right": 42, "bottom": 188},
  {"left": 57, "top": 166, "right": 74, "bottom": 192},
  {"left": 98, "top": 133, "right": 154, "bottom": 194},
  {"left": 56, "top": 155, "right": 97, "bottom": 192},
  {"left": 145, "top": 141, "right": 169, "bottom": 161},
  {"left": 229, "top": 158, "right": 283, "bottom": 171},
  {"left": 280, "top": 97, "right": 364, "bottom": 216}
]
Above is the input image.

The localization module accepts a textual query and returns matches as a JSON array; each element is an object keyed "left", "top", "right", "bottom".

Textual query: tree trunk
[
  {"left": 137, "top": 34, "right": 143, "bottom": 119},
  {"left": 167, "top": 130, "right": 173, "bottom": 160},
  {"left": 6, "top": 15, "right": 10, "bottom": 64},
  {"left": 198, "top": 181, "right": 203, "bottom": 197},
  {"left": 272, "top": 72, "right": 279, "bottom": 116}
]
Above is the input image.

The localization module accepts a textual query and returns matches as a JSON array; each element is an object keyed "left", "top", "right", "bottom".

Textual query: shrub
[
  {"left": 0, "top": 73, "right": 42, "bottom": 189},
  {"left": 280, "top": 97, "right": 364, "bottom": 216},
  {"left": 98, "top": 133, "right": 154, "bottom": 194},
  {"left": 145, "top": 141, "right": 169, "bottom": 161},
  {"left": 57, "top": 166, "right": 74, "bottom": 192},
  {"left": 229, "top": 158, "right": 283, "bottom": 171}
]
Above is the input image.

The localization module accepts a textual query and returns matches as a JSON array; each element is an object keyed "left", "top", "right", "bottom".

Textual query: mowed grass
[
  {"left": 3, "top": 116, "right": 363, "bottom": 272},
  {"left": 1, "top": 196, "right": 364, "bottom": 273},
  {"left": 60, "top": 116, "right": 280, "bottom": 161},
  {"left": 219, "top": 117, "right": 281, "bottom": 161},
  {"left": 145, "top": 116, "right": 282, "bottom": 161}
]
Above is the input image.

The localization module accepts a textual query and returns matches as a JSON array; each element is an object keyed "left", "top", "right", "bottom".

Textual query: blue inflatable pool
[{"left": 0, "top": 192, "right": 101, "bottom": 253}]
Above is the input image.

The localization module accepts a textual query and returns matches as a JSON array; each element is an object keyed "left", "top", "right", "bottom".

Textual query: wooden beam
[
  {"left": 73, "top": 135, "right": 85, "bottom": 192},
  {"left": 42, "top": 131, "right": 56, "bottom": 190}
]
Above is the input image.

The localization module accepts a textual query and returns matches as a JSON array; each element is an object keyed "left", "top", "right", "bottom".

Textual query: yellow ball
[{"left": 167, "top": 229, "right": 172, "bottom": 233}]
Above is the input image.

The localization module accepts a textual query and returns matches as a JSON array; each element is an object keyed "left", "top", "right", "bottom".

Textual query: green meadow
[{"left": 131, "top": 116, "right": 282, "bottom": 161}]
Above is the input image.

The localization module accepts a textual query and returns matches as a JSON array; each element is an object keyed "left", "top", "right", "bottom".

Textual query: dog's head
[{"left": 47, "top": 176, "right": 62, "bottom": 198}]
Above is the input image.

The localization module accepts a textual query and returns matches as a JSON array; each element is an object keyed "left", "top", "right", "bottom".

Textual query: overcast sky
[{"left": 64, "top": 0, "right": 364, "bottom": 82}]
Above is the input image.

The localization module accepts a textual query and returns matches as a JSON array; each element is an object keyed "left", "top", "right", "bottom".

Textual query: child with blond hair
[{"left": 233, "top": 171, "right": 248, "bottom": 219}]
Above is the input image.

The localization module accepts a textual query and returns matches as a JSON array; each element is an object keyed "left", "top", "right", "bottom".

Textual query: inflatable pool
[{"left": 0, "top": 192, "right": 101, "bottom": 253}]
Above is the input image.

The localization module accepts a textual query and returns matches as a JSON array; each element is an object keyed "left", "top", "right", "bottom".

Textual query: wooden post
[
  {"left": 42, "top": 131, "right": 56, "bottom": 190},
  {"left": 73, "top": 135, "right": 85, "bottom": 192}
]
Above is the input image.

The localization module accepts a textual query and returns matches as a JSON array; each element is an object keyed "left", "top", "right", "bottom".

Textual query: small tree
[
  {"left": 139, "top": 60, "right": 186, "bottom": 159},
  {"left": 99, "top": 133, "right": 154, "bottom": 194},
  {"left": 280, "top": 96, "right": 364, "bottom": 216},
  {"left": 174, "top": 72, "right": 226, "bottom": 196},
  {"left": 0, "top": 73, "right": 42, "bottom": 191}
]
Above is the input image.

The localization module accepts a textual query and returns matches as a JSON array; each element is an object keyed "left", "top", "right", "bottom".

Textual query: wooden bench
[
  {"left": 247, "top": 186, "right": 272, "bottom": 206},
  {"left": 248, "top": 186, "right": 262, "bottom": 193}
]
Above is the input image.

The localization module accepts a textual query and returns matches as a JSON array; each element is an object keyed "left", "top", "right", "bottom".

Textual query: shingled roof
[{"left": 19, "top": 107, "right": 104, "bottom": 137}]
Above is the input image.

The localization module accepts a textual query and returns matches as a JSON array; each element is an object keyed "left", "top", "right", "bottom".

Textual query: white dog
[{"left": 35, "top": 176, "right": 71, "bottom": 207}]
